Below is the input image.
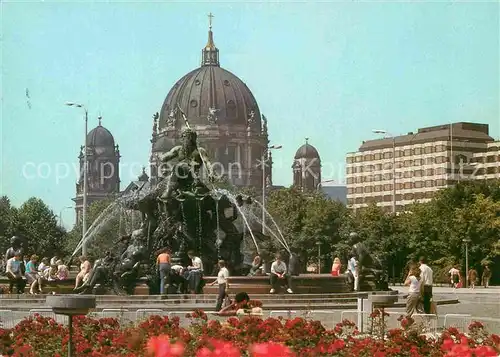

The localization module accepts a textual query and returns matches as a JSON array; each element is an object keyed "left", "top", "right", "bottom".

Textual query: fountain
[{"left": 72, "top": 114, "right": 291, "bottom": 295}]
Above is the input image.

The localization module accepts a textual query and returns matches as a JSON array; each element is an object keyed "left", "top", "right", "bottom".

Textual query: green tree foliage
[
  {"left": 266, "top": 188, "right": 349, "bottom": 270},
  {"left": 0, "top": 196, "right": 18, "bottom": 253},
  {"left": 13, "top": 197, "right": 66, "bottom": 258},
  {"left": 265, "top": 181, "right": 500, "bottom": 283}
]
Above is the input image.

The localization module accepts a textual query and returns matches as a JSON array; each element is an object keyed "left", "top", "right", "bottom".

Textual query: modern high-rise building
[{"left": 345, "top": 122, "right": 499, "bottom": 212}]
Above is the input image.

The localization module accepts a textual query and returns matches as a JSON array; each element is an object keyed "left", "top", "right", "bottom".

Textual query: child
[
  {"left": 56, "top": 260, "right": 69, "bottom": 280},
  {"left": 331, "top": 257, "right": 342, "bottom": 276}
]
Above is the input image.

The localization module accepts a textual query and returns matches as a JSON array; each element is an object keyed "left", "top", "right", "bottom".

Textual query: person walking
[
  {"left": 419, "top": 257, "right": 433, "bottom": 314},
  {"left": 210, "top": 260, "right": 229, "bottom": 311},
  {"left": 449, "top": 265, "right": 461, "bottom": 289},
  {"left": 156, "top": 248, "right": 171, "bottom": 295},
  {"left": 482, "top": 266, "right": 491, "bottom": 288},
  {"left": 468, "top": 267, "right": 478, "bottom": 289},
  {"left": 404, "top": 266, "right": 421, "bottom": 317}
]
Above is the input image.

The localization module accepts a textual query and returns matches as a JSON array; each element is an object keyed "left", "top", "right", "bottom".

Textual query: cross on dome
[{"left": 208, "top": 12, "right": 214, "bottom": 30}]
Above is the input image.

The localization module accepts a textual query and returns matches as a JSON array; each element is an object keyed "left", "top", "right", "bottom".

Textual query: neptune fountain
[{"left": 73, "top": 116, "right": 281, "bottom": 295}]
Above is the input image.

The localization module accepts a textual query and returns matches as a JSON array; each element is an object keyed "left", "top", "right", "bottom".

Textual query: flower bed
[{"left": 0, "top": 310, "right": 499, "bottom": 356}]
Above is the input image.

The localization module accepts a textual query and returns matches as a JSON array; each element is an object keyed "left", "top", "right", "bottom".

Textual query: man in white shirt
[
  {"left": 185, "top": 250, "right": 204, "bottom": 294},
  {"left": 348, "top": 256, "right": 359, "bottom": 291},
  {"left": 6, "top": 253, "right": 26, "bottom": 294},
  {"left": 419, "top": 256, "right": 434, "bottom": 314},
  {"left": 270, "top": 254, "right": 293, "bottom": 294},
  {"left": 210, "top": 260, "right": 229, "bottom": 311}
]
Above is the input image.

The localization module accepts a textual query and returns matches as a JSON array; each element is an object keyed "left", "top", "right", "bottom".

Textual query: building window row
[
  {"left": 346, "top": 157, "right": 450, "bottom": 174},
  {"left": 346, "top": 168, "right": 448, "bottom": 184},
  {"left": 347, "top": 190, "right": 436, "bottom": 205},
  {"left": 347, "top": 145, "right": 450, "bottom": 163},
  {"left": 347, "top": 179, "right": 449, "bottom": 194},
  {"left": 471, "top": 155, "right": 500, "bottom": 164}
]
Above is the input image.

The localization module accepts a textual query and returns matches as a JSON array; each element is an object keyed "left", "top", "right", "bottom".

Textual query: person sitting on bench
[
  {"left": 6, "top": 252, "right": 26, "bottom": 294},
  {"left": 270, "top": 254, "right": 293, "bottom": 294}
]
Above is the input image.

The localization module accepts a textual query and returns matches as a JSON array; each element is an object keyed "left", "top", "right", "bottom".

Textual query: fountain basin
[{"left": 46, "top": 295, "right": 96, "bottom": 315}]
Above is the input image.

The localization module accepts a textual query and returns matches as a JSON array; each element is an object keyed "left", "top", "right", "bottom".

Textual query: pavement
[{"left": 390, "top": 285, "right": 500, "bottom": 320}]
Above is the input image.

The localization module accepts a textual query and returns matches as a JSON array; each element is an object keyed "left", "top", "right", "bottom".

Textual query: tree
[
  {"left": 14, "top": 197, "right": 66, "bottom": 258},
  {"left": 453, "top": 194, "right": 500, "bottom": 270},
  {"left": 0, "top": 196, "right": 17, "bottom": 254},
  {"left": 266, "top": 188, "right": 348, "bottom": 270}
]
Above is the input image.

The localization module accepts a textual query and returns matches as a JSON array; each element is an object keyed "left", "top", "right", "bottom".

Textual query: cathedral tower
[
  {"left": 292, "top": 138, "right": 322, "bottom": 192},
  {"left": 73, "top": 116, "right": 121, "bottom": 223}
]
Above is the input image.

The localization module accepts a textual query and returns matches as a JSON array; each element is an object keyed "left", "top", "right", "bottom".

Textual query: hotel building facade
[{"left": 346, "top": 122, "right": 500, "bottom": 212}]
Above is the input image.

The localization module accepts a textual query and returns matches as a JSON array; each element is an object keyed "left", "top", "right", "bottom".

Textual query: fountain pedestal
[{"left": 46, "top": 295, "right": 96, "bottom": 357}]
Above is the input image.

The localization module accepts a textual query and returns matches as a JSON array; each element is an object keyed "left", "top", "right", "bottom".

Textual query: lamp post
[
  {"left": 66, "top": 102, "right": 89, "bottom": 256},
  {"left": 373, "top": 130, "right": 396, "bottom": 214},
  {"left": 262, "top": 144, "right": 282, "bottom": 234},
  {"left": 59, "top": 206, "right": 73, "bottom": 229},
  {"left": 463, "top": 238, "right": 471, "bottom": 288},
  {"left": 316, "top": 179, "right": 336, "bottom": 191},
  {"left": 316, "top": 241, "right": 321, "bottom": 274}
]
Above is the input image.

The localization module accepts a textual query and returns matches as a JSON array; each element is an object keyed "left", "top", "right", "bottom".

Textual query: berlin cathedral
[{"left": 72, "top": 17, "right": 323, "bottom": 221}]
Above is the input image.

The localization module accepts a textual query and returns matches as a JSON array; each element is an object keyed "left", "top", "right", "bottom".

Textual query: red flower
[
  {"left": 146, "top": 335, "right": 185, "bottom": 357},
  {"left": 196, "top": 339, "right": 240, "bottom": 357},
  {"left": 250, "top": 342, "right": 296, "bottom": 357}
]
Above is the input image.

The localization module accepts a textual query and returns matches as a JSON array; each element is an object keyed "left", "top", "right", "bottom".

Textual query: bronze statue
[
  {"left": 349, "top": 233, "right": 389, "bottom": 291},
  {"left": 5, "top": 236, "right": 24, "bottom": 263},
  {"left": 158, "top": 128, "right": 213, "bottom": 201}
]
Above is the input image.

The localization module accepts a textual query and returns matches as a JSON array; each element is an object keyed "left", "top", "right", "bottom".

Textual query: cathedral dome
[
  {"left": 158, "top": 27, "right": 260, "bottom": 130},
  {"left": 294, "top": 141, "right": 320, "bottom": 160},
  {"left": 87, "top": 120, "right": 115, "bottom": 147}
]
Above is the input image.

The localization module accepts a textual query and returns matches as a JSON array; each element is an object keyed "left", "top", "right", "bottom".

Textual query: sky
[{"left": 1, "top": 0, "right": 499, "bottom": 227}]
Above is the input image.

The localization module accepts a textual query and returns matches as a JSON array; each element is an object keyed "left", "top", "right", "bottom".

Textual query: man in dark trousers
[{"left": 419, "top": 256, "right": 434, "bottom": 314}]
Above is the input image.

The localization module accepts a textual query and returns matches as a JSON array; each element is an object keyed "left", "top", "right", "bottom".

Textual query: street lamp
[
  {"left": 463, "top": 238, "right": 471, "bottom": 288},
  {"left": 316, "top": 241, "right": 321, "bottom": 274},
  {"left": 262, "top": 145, "right": 282, "bottom": 234},
  {"left": 316, "top": 179, "right": 336, "bottom": 191},
  {"left": 59, "top": 206, "right": 73, "bottom": 229},
  {"left": 372, "top": 129, "right": 396, "bottom": 214},
  {"left": 66, "top": 102, "right": 89, "bottom": 256}
]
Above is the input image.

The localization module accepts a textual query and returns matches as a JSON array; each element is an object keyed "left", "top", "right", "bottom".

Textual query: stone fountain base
[{"left": 203, "top": 274, "right": 352, "bottom": 295}]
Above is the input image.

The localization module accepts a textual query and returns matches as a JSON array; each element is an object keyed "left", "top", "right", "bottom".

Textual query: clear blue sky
[{"left": 1, "top": 1, "right": 499, "bottom": 227}]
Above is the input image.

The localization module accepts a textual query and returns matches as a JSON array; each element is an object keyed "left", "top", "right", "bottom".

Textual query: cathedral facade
[
  {"left": 72, "top": 20, "right": 274, "bottom": 224},
  {"left": 149, "top": 23, "right": 271, "bottom": 188}
]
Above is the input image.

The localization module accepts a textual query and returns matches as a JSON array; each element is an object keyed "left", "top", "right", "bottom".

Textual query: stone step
[{"left": 0, "top": 291, "right": 391, "bottom": 300}]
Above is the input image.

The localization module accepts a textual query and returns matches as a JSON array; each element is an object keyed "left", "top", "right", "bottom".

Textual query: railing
[{"left": 1, "top": 309, "right": 499, "bottom": 335}]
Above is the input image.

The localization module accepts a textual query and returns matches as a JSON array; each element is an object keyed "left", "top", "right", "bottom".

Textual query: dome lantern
[{"left": 201, "top": 13, "right": 220, "bottom": 67}]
